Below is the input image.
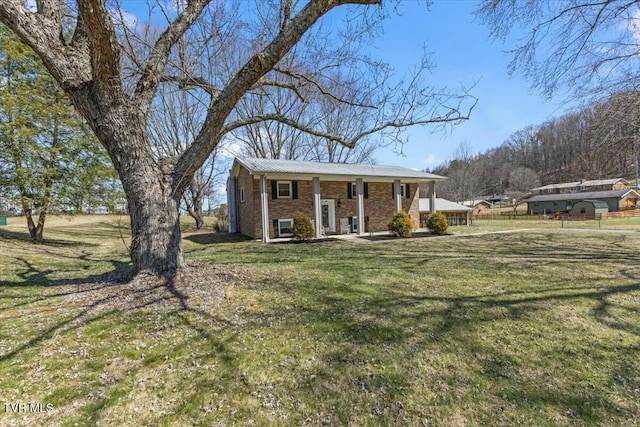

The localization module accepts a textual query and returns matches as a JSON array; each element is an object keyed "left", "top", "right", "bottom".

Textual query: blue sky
[
  {"left": 362, "top": 0, "right": 573, "bottom": 170},
  {"left": 118, "top": 0, "right": 574, "bottom": 171}
]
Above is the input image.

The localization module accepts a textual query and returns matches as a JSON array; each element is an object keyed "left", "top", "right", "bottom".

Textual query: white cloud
[
  {"left": 217, "top": 134, "right": 244, "bottom": 159},
  {"left": 109, "top": 8, "right": 138, "bottom": 30},
  {"left": 421, "top": 154, "right": 444, "bottom": 167},
  {"left": 621, "top": 6, "right": 640, "bottom": 44}
]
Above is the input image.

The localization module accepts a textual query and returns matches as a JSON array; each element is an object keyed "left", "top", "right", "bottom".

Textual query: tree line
[{"left": 432, "top": 90, "right": 640, "bottom": 203}]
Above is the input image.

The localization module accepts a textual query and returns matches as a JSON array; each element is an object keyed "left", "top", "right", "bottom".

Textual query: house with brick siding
[{"left": 227, "top": 157, "right": 446, "bottom": 241}]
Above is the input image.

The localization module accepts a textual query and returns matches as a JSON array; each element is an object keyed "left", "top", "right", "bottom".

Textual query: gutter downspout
[{"left": 260, "top": 175, "right": 270, "bottom": 243}]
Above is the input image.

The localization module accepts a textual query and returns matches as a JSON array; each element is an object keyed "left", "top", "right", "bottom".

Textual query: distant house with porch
[
  {"left": 525, "top": 190, "right": 639, "bottom": 215},
  {"left": 462, "top": 199, "right": 493, "bottom": 216},
  {"left": 227, "top": 157, "right": 446, "bottom": 241},
  {"left": 530, "top": 178, "right": 628, "bottom": 195}
]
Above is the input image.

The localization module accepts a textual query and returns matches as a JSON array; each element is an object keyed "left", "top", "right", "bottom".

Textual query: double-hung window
[
  {"left": 277, "top": 181, "right": 292, "bottom": 198},
  {"left": 347, "top": 182, "right": 368, "bottom": 199},
  {"left": 391, "top": 183, "right": 410, "bottom": 198}
]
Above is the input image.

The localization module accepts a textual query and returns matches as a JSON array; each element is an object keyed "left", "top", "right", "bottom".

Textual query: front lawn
[{"left": 0, "top": 217, "right": 638, "bottom": 425}]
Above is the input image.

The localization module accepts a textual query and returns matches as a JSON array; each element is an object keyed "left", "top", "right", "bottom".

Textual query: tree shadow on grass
[
  {"left": 184, "top": 232, "right": 252, "bottom": 245},
  {"left": 224, "top": 254, "right": 640, "bottom": 424},
  {"left": 355, "top": 230, "right": 445, "bottom": 241},
  {"left": 0, "top": 228, "right": 94, "bottom": 247},
  {"left": 2, "top": 230, "right": 639, "bottom": 424},
  {"left": 0, "top": 257, "right": 131, "bottom": 288}
]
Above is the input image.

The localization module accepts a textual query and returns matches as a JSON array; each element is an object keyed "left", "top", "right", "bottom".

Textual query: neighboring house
[
  {"left": 419, "top": 198, "right": 472, "bottom": 226},
  {"left": 227, "top": 157, "right": 445, "bottom": 241},
  {"left": 525, "top": 190, "right": 639, "bottom": 215},
  {"left": 463, "top": 199, "right": 493, "bottom": 216},
  {"left": 530, "top": 178, "right": 628, "bottom": 195}
]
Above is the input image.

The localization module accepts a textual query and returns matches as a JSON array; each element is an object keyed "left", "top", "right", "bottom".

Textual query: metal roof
[
  {"left": 234, "top": 157, "right": 447, "bottom": 181},
  {"left": 525, "top": 190, "right": 639, "bottom": 203},
  {"left": 531, "top": 178, "right": 626, "bottom": 192},
  {"left": 573, "top": 200, "right": 609, "bottom": 209},
  {"left": 461, "top": 199, "right": 493, "bottom": 207},
  {"left": 419, "top": 198, "right": 473, "bottom": 212},
  {"left": 579, "top": 178, "right": 627, "bottom": 187}
]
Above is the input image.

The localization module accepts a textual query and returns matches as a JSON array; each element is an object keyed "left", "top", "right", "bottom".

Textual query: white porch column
[
  {"left": 260, "top": 175, "right": 270, "bottom": 243},
  {"left": 356, "top": 178, "right": 365, "bottom": 235},
  {"left": 312, "top": 177, "right": 322, "bottom": 239},
  {"left": 429, "top": 181, "right": 437, "bottom": 214},
  {"left": 394, "top": 179, "right": 403, "bottom": 212}
]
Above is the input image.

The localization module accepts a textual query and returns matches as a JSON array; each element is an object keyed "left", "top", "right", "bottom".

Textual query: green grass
[{"left": 0, "top": 215, "right": 639, "bottom": 425}]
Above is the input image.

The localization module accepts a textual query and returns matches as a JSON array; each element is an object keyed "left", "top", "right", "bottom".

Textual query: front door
[{"left": 321, "top": 199, "right": 336, "bottom": 234}]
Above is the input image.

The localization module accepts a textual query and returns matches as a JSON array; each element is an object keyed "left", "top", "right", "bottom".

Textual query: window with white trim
[
  {"left": 278, "top": 219, "right": 293, "bottom": 237},
  {"left": 400, "top": 183, "right": 407, "bottom": 197},
  {"left": 349, "top": 182, "right": 368, "bottom": 199},
  {"left": 350, "top": 183, "right": 357, "bottom": 198},
  {"left": 277, "top": 181, "right": 292, "bottom": 198},
  {"left": 240, "top": 188, "right": 245, "bottom": 203}
]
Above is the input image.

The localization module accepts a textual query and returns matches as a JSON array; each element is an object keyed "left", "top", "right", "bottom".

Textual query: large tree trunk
[
  {"left": 95, "top": 108, "right": 187, "bottom": 277},
  {"left": 126, "top": 175, "right": 184, "bottom": 276}
]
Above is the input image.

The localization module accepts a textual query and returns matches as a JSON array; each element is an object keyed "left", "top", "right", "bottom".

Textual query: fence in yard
[
  {"left": 473, "top": 212, "right": 597, "bottom": 221},
  {"left": 474, "top": 208, "right": 640, "bottom": 221}
]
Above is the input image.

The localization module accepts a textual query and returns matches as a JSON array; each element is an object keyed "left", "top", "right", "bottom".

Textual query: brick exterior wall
[
  {"left": 234, "top": 164, "right": 421, "bottom": 239},
  {"left": 236, "top": 167, "right": 257, "bottom": 238}
]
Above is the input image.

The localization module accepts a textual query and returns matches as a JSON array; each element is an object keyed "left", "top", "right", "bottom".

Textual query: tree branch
[
  {"left": 133, "top": 0, "right": 211, "bottom": 112},
  {"left": 36, "top": 0, "right": 63, "bottom": 42},
  {"left": 273, "top": 67, "right": 376, "bottom": 108},
  {"left": 176, "top": 0, "right": 381, "bottom": 189},
  {"left": 160, "top": 74, "right": 220, "bottom": 97},
  {"left": 222, "top": 96, "right": 476, "bottom": 149},
  {"left": 76, "top": 0, "right": 122, "bottom": 101},
  {"left": 251, "top": 77, "right": 307, "bottom": 102},
  {"left": 0, "top": 0, "right": 91, "bottom": 92}
]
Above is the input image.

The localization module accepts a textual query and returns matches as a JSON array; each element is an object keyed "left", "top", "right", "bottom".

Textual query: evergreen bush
[
  {"left": 292, "top": 212, "right": 315, "bottom": 241},
  {"left": 426, "top": 212, "right": 448, "bottom": 234},
  {"left": 388, "top": 210, "right": 413, "bottom": 237}
]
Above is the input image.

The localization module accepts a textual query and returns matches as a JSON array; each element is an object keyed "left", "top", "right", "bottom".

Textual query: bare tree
[
  {"left": 589, "top": 90, "right": 640, "bottom": 181},
  {"left": 505, "top": 166, "right": 539, "bottom": 212},
  {"left": 0, "top": 0, "right": 475, "bottom": 277},
  {"left": 145, "top": 22, "right": 227, "bottom": 230},
  {"left": 477, "top": 0, "right": 640, "bottom": 100},
  {"left": 432, "top": 141, "right": 481, "bottom": 202}
]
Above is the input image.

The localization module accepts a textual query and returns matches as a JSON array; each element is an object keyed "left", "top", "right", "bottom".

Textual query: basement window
[{"left": 278, "top": 219, "right": 293, "bottom": 237}]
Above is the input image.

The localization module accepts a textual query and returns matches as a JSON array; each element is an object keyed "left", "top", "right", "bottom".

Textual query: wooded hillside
[{"left": 432, "top": 91, "right": 640, "bottom": 202}]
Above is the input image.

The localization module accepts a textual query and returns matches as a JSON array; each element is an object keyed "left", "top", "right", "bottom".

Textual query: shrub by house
[{"left": 388, "top": 210, "right": 413, "bottom": 237}]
